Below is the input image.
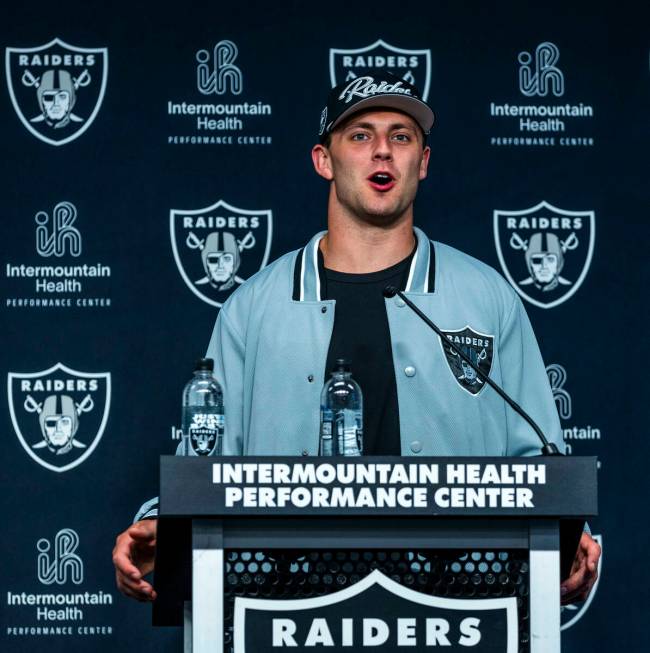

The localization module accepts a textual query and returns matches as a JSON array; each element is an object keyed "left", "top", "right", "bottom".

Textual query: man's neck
[{"left": 321, "top": 211, "right": 416, "bottom": 274}]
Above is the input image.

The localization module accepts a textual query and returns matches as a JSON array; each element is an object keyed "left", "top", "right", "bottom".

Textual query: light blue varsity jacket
[{"left": 134, "top": 227, "right": 564, "bottom": 521}]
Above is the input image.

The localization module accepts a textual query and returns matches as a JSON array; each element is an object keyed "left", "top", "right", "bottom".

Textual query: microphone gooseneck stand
[{"left": 382, "top": 285, "right": 561, "bottom": 456}]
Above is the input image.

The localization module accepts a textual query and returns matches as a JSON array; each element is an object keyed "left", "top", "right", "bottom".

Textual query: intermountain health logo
[
  {"left": 166, "top": 40, "right": 273, "bottom": 146},
  {"left": 329, "top": 40, "right": 432, "bottom": 101},
  {"left": 170, "top": 198, "right": 273, "bottom": 307},
  {"left": 518, "top": 42, "right": 564, "bottom": 97},
  {"left": 4, "top": 201, "right": 112, "bottom": 309},
  {"left": 489, "top": 42, "right": 594, "bottom": 148},
  {"left": 5, "top": 528, "right": 114, "bottom": 638},
  {"left": 6, "top": 38, "right": 108, "bottom": 146},
  {"left": 494, "top": 201, "right": 595, "bottom": 309},
  {"left": 35, "top": 201, "right": 82, "bottom": 257},
  {"left": 8, "top": 363, "right": 111, "bottom": 472},
  {"left": 37, "top": 529, "right": 83, "bottom": 585},
  {"left": 546, "top": 363, "right": 602, "bottom": 462},
  {"left": 197, "top": 40, "right": 242, "bottom": 95}
]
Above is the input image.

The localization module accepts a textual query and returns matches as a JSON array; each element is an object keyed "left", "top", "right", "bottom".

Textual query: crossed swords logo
[
  {"left": 510, "top": 231, "right": 579, "bottom": 287},
  {"left": 344, "top": 69, "right": 416, "bottom": 84},
  {"left": 21, "top": 68, "right": 91, "bottom": 124},
  {"left": 186, "top": 230, "right": 255, "bottom": 286},
  {"left": 24, "top": 393, "right": 93, "bottom": 450}
]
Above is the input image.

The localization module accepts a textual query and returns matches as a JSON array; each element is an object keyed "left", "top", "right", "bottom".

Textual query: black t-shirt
[{"left": 320, "top": 248, "right": 415, "bottom": 455}]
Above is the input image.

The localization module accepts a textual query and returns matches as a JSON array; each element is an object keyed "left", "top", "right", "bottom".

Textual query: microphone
[{"left": 383, "top": 285, "right": 561, "bottom": 456}]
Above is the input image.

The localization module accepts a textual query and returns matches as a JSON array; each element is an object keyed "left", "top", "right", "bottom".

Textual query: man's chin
[{"left": 356, "top": 206, "right": 407, "bottom": 228}]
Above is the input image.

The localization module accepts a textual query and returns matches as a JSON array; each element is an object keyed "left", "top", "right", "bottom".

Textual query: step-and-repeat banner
[{"left": 1, "top": 1, "right": 648, "bottom": 651}]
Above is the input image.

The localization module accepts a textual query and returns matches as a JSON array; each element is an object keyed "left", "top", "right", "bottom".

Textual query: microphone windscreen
[{"left": 382, "top": 285, "right": 398, "bottom": 298}]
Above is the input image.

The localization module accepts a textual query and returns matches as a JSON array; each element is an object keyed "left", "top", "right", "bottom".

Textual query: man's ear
[
  {"left": 419, "top": 145, "right": 431, "bottom": 181},
  {"left": 312, "top": 144, "right": 334, "bottom": 181}
]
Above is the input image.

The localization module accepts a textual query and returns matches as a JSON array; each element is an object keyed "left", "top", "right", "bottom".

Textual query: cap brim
[{"left": 329, "top": 94, "right": 434, "bottom": 135}]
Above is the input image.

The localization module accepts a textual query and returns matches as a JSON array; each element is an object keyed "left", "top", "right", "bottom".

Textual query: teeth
[{"left": 372, "top": 174, "right": 391, "bottom": 184}]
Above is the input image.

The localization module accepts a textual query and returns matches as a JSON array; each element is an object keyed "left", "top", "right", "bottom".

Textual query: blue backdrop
[{"left": 1, "top": 0, "right": 648, "bottom": 650}]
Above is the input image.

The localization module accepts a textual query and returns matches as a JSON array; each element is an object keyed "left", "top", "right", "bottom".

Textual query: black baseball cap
[{"left": 318, "top": 70, "right": 434, "bottom": 142}]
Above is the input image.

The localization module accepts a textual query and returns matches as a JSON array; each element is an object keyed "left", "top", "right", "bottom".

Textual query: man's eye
[
  {"left": 351, "top": 133, "right": 368, "bottom": 141},
  {"left": 392, "top": 133, "right": 410, "bottom": 142}
]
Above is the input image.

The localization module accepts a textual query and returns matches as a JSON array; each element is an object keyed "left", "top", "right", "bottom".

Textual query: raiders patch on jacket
[{"left": 440, "top": 326, "right": 494, "bottom": 395}]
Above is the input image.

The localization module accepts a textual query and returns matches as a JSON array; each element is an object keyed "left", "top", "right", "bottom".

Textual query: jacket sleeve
[
  {"left": 206, "top": 305, "right": 246, "bottom": 455},
  {"left": 133, "top": 497, "right": 159, "bottom": 522},
  {"left": 499, "top": 295, "right": 565, "bottom": 456}
]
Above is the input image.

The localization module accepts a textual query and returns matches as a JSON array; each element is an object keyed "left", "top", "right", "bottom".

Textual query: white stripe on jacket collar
[{"left": 299, "top": 227, "right": 431, "bottom": 301}]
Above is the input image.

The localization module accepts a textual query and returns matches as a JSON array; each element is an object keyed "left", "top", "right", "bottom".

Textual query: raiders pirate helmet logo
[
  {"left": 329, "top": 40, "right": 432, "bottom": 102},
  {"left": 8, "top": 362, "right": 111, "bottom": 472},
  {"left": 6, "top": 38, "right": 108, "bottom": 145},
  {"left": 30, "top": 393, "right": 92, "bottom": 455},
  {"left": 494, "top": 201, "right": 595, "bottom": 309},
  {"left": 170, "top": 199, "right": 272, "bottom": 308},
  {"left": 439, "top": 326, "right": 495, "bottom": 396},
  {"left": 191, "top": 230, "right": 251, "bottom": 292}
]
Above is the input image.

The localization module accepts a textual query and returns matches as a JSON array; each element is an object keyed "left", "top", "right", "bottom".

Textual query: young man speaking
[{"left": 114, "top": 72, "right": 600, "bottom": 606}]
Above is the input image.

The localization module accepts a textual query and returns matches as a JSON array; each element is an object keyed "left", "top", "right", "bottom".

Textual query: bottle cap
[
  {"left": 194, "top": 357, "right": 214, "bottom": 372},
  {"left": 333, "top": 358, "right": 351, "bottom": 373}
]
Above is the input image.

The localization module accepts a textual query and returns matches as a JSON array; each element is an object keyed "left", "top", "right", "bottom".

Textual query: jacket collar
[{"left": 293, "top": 227, "right": 435, "bottom": 302}]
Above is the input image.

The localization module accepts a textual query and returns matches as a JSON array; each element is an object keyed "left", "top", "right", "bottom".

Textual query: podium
[{"left": 153, "top": 456, "right": 597, "bottom": 653}]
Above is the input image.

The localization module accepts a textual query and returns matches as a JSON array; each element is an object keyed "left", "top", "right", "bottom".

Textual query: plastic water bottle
[
  {"left": 178, "top": 358, "right": 224, "bottom": 456},
  {"left": 319, "top": 359, "right": 363, "bottom": 456}
]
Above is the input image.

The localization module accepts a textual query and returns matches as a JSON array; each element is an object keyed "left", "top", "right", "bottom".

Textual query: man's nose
[{"left": 372, "top": 135, "right": 393, "bottom": 160}]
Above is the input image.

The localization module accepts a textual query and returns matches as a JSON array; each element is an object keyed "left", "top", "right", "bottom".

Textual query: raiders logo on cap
[{"left": 318, "top": 70, "right": 434, "bottom": 142}]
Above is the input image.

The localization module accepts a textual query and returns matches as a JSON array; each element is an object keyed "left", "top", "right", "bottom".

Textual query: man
[{"left": 114, "top": 71, "right": 600, "bottom": 605}]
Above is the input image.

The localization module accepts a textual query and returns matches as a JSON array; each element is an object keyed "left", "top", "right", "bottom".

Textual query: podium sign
[
  {"left": 155, "top": 456, "right": 597, "bottom": 653},
  {"left": 161, "top": 456, "right": 597, "bottom": 517},
  {"left": 234, "top": 569, "right": 517, "bottom": 653}
]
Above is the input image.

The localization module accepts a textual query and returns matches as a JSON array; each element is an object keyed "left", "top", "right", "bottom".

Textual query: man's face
[
  {"left": 529, "top": 252, "right": 558, "bottom": 283},
  {"left": 315, "top": 110, "right": 430, "bottom": 226},
  {"left": 42, "top": 90, "right": 71, "bottom": 121},
  {"left": 44, "top": 414, "right": 73, "bottom": 446},
  {"left": 207, "top": 252, "right": 235, "bottom": 282}
]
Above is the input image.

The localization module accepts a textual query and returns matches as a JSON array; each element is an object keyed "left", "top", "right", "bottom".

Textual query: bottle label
[
  {"left": 188, "top": 412, "right": 224, "bottom": 456},
  {"left": 340, "top": 408, "right": 362, "bottom": 456},
  {"left": 320, "top": 408, "right": 362, "bottom": 456},
  {"left": 320, "top": 409, "right": 333, "bottom": 456}
]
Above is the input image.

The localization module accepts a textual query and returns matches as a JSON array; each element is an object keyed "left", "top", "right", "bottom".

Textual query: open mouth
[{"left": 367, "top": 172, "right": 396, "bottom": 191}]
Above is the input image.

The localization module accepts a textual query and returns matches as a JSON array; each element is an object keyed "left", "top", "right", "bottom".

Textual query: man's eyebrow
[{"left": 343, "top": 121, "right": 417, "bottom": 132}]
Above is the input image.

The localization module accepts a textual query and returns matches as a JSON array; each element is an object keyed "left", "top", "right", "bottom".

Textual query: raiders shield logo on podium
[{"left": 234, "top": 569, "right": 517, "bottom": 652}]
